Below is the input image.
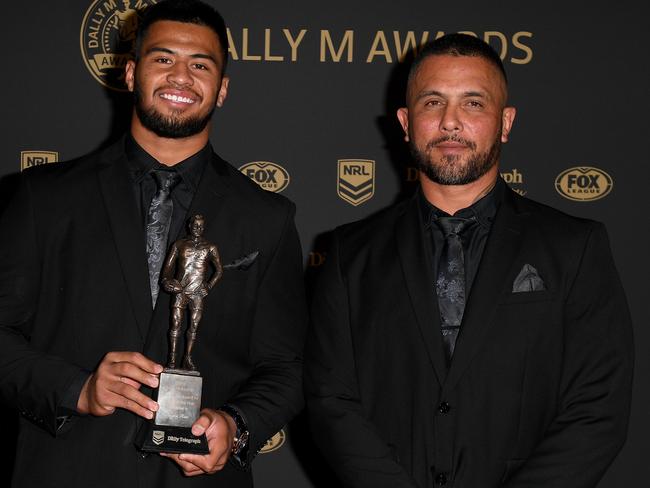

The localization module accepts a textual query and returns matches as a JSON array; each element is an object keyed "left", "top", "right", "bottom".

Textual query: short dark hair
[
  {"left": 135, "top": 0, "right": 228, "bottom": 72},
  {"left": 408, "top": 33, "right": 507, "bottom": 87}
]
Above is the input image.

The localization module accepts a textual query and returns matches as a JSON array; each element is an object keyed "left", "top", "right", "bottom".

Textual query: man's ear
[
  {"left": 125, "top": 60, "right": 136, "bottom": 92},
  {"left": 396, "top": 107, "right": 410, "bottom": 142},
  {"left": 216, "top": 77, "right": 229, "bottom": 107},
  {"left": 501, "top": 106, "right": 516, "bottom": 143}
]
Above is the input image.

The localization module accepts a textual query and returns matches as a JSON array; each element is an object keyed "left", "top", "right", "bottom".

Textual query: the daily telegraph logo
[
  {"left": 239, "top": 161, "right": 290, "bottom": 193},
  {"left": 21, "top": 151, "right": 59, "bottom": 171},
  {"left": 555, "top": 166, "right": 613, "bottom": 202},
  {"left": 338, "top": 159, "right": 375, "bottom": 206},
  {"left": 307, "top": 251, "right": 327, "bottom": 268},
  {"left": 80, "top": 0, "right": 158, "bottom": 91},
  {"left": 501, "top": 168, "right": 526, "bottom": 196},
  {"left": 260, "top": 429, "right": 286, "bottom": 454}
]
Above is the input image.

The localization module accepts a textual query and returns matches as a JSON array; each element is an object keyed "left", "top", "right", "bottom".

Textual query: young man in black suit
[
  {"left": 0, "top": 1, "right": 306, "bottom": 486},
  {"left": 306, "top": 34, "right": 633, "bottom": 488}
]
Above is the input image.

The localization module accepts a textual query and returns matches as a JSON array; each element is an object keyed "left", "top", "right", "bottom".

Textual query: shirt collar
[
  {"left": 125, "top": 134, "right": 211, "bottom": 191},
  {"left": 418, "top": 176, "right": 505, "bottom": 229}
]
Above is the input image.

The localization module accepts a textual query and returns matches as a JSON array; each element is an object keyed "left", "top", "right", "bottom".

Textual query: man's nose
[
  {"left": 168, "top": 62, "right": 193, "bottom": 86},
  {"left": 439, "top": 104, "right": 462, "bottom": 133}
]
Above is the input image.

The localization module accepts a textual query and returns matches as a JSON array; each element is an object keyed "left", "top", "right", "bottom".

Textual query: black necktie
[
  {"left": 146, "top": 170, "right": 179, "bottom": 306},
  {"left": 435, "top": 216, "right": 473, "bottom": 363}
]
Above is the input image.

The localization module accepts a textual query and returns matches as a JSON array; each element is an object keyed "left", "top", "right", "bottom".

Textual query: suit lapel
[
  {"left": 445, "top": 189, "right": 526, "bottom": 391},
  {"left": 396, "top": 196, "right": 448, "bottom": 386},
  {"left": 96, "top": 140, "right": 152, "bottom": 341}
]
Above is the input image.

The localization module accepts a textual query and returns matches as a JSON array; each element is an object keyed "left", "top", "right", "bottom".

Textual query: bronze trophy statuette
[{"left": 138, "top": 214, "right": 222, "bottom": 454}]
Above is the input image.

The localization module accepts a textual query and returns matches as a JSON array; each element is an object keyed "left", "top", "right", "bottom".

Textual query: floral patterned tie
[
  {"left": 435, "top": 216, "right": 473, "bottom": 363},
  {"left": 146, "top": 170, "right": 179, "bottom": 307}
]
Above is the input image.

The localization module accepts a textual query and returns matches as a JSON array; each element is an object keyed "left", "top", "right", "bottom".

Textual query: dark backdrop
[{"left": 1, "top": 1, "right": 647, "bottom": 486}]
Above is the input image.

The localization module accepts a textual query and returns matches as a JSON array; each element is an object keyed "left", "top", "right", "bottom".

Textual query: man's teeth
[{"left": 160, "top": 93, "right": 195, "bottom": 104}]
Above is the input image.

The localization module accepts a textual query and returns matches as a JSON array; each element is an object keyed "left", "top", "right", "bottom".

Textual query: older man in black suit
[{"left": 306, "top": 34, "right": 633, "bottom": 488}]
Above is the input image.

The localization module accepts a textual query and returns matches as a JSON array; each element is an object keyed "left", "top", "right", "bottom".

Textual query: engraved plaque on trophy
[{"left": 137, "top": 214, "right": 222, "bottom": 454}]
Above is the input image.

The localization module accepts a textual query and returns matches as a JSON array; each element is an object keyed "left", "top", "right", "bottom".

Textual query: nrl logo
[
  {"left": 152, "top": 430, "right": 165, "bottom": 446},
  {"left": 20, "top": 151, "right": 59, "bottom": 172},
  {"left": 337, "top": 159, "right": 375, "bottom": 206},
  {"left": 80, "top": 0, "right": 158, "bottom": 91},
  {"left": 260, "top": 429, "right": 286, "bottom": 454}
]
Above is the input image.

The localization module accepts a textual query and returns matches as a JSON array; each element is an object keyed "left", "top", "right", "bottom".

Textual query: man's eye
[
  {"left": 155, "top": 58, "right": 172, "bottom": 64},
  {"left": 193, "top": 63, "right": 208, "bottom": 70},
  {"left": 425, "top": 100, "right": 442, "bottom": 107},
  {"left": 467, "top": 100, "right": 483, "bottom": 108}
]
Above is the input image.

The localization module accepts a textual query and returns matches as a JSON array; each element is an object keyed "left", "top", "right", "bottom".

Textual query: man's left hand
[{"left": 161, "top": 408, "right": 237, "bottom": 476}]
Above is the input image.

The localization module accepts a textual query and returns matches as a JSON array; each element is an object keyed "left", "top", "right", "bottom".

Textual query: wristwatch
[{"left": 219, "top": 405, "right": 249, "bottom": 457}]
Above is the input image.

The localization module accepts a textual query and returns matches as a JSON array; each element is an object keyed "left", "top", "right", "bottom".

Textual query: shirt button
[
  {"left": 435, "top": 472, "right": 448, "bottom": 485},
  {"left": 438, "top": 401, "right": 450, "bottom": 414}
]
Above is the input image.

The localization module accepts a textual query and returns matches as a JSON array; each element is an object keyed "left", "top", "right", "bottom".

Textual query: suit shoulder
[
  {"left": 21, "top": 143, "right": 111, "bottom": 191},
  {"left": 332, "top": 199, "right": 411, "bottom": 252},
  {"left": 219, "top": 157, "right": 295, "bottom": 215},
  {"left": 510, "top": 190, "right": 604, "bottom": 237},
  {"left": 4, "top": 146, "right": 111, "bottom": 226}
]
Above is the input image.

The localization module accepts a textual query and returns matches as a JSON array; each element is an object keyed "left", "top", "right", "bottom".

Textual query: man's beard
[
  {"left": 133, "top": 82, "right": 215, "bottom": 139},
  {"left": 410, "top": 134, "right": 502, "bottom": 185}
]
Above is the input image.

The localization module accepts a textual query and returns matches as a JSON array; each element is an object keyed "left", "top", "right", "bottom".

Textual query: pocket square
[
  {"left": 223, "top": 251, "right": 259, "bottom": 271},
  {"left": 512, "top": 264, "right": 546, "bottom": 293}
]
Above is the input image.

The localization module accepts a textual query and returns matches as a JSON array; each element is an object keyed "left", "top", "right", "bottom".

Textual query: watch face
[{"left": 232, "top": 431, "right": 249, "bottom": 455}]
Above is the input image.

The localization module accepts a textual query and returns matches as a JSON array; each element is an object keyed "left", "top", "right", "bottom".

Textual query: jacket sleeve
[
  {"left": 502, "top": 223, "right": 634, "bottom": 487},
  {"left": 225, "top": 200, "right": 308, "bottom": 465},
  {"left": 305, "top": 231, "right": 418, "bottom": 488},
  {"left": 0, "top": 173, "right": 87, "bottom": 436}
]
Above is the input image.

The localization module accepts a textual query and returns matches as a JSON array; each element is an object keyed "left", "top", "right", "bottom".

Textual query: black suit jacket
[
  {"left": 0, "top": 138, "right": 307, "bottom": 487},
  {"left": 305, "top": 186, "right": 633, "bottom": 488}
]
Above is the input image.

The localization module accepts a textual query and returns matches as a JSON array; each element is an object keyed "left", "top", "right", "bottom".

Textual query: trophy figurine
[{"left": 138, "top": 214, "right": 222, "bottom": 454}]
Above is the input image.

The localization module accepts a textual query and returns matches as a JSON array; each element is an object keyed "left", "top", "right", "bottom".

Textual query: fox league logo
[
  {"left": 555, "top": 166, "right": 613, "bottom": 201},
  {"left": 80, "top": 0, "right": 158, "bottom": 91},
  {"left": 337, "top": 159, "right": 375, "bottom": 206},
  {"left": 239, "top": 161, "right": 290, "bottom": 193}
]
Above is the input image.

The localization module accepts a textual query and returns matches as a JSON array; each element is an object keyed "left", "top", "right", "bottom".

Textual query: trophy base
[
  {"left": 135, "top": 368, "right": 209, "bottom": 454},
  {"left": 137, "top": 422, "right": 209, "bottom": 454}
]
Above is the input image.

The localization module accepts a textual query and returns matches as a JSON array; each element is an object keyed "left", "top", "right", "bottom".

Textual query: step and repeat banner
[{"left": 1, "top": 1, "right": 647, "bottom": 486}]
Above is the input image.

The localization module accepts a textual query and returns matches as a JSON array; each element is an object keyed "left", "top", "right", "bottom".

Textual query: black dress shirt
[
  {"left": 419, "top": 177, "right": 506, "bottom": 337},
  {"left": 125, "top": 135, "right": 210, "bottom": 242}
]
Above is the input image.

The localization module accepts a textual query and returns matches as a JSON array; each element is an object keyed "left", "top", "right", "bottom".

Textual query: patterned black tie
[
  {"left": 435, "top": 216, "right": 473, "bottom": 363},
  {"left": 146, "top": 170, "right": 180, "bottom": 307}
]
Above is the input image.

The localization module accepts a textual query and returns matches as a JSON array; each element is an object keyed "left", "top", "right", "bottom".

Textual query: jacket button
[
  {"left": 435, "top": 473, "right": 448, "bottom": 485},
  {"left": 438, "top": 401, "right": 450, "bottom": 414}
]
